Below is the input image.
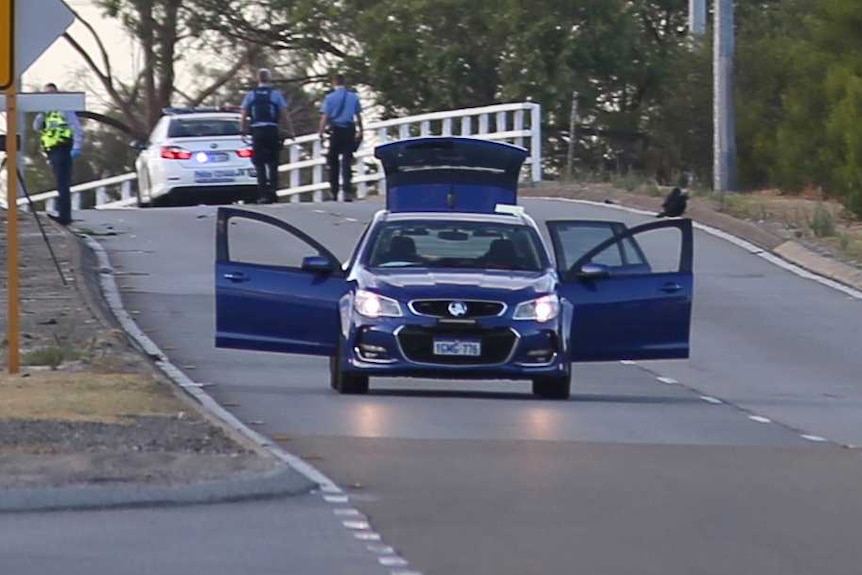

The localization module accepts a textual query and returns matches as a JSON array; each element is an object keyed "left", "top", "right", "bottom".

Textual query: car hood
[{"left": 355, "top": 267, "right": 556, "bottom": 299}]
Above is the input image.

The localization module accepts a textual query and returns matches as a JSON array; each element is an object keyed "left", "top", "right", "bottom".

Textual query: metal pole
[
  {"left": 5, "top": 84, "right": 20, "bottom": 373},
  {"left": 689, "top": 0, "right": 707, "bottom": 35},
  {"left": 714, "top": 0, "right": 737, "bottom": 195},
  {"left": 566, "top": 91, "right": 578, "bottom": 180}
]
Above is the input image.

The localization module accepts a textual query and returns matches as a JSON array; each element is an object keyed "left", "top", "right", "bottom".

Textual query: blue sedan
[{"left": 215, "top": 137, "right": 693, "bottom": 399}]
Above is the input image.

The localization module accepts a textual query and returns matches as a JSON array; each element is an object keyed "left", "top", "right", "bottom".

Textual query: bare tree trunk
[
  {"left": 135, "top": 0, "right": 159, "bottom": 129},
  {"left": 157, "top": 0, "right": 180, "bottom": 110}
]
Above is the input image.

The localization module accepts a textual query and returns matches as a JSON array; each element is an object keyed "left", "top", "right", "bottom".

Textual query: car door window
[
  {"left": 548, "top": 221, "right": 648, "bottom": 276},
  {"left": 548, "top": 219, "right": 691, "bottom": 278},
  {"left": 218, "top": 207, "right": 342, "bottom": 272}
]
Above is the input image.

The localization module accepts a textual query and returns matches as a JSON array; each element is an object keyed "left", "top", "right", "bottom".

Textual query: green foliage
[
  {"left": 66, "top": 0, "right": 862, "bottom": 219},
  {"left": 810, "top": 203, "right": 836, "bottom": 237}
]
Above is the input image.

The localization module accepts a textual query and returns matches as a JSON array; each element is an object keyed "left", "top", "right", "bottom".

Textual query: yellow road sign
[{"left": 0, "top": 0, "right": 12, "bottom": 90}]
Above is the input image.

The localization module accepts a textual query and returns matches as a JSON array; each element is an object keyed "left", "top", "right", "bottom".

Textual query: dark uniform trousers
[
  {"left": 47, "top": 143, "right": 73, "bottom": 224},
  {"left": 251, "top": 125, "right": 281, "bottom": 203},
  {"left": 327, "top": 124, "right": 356, "bottom": 200}
]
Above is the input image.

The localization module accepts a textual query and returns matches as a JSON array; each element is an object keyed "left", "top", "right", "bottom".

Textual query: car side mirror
[
  {"left": 129, "top": 140, "right": 147, "bottom": 151},
  {"left": 576, "top": 262, "right": 611, "bottom": 280},
  {"left": 302, "top": 255, "right": 335, "bottom": 274}
]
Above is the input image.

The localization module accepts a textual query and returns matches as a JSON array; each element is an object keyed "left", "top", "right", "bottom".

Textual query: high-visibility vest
[{"left": 40, "top": 111, "right": 73, "bottom": 151}]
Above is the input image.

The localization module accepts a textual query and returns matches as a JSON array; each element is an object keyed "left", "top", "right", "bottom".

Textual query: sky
[{"left": 26, "top": 0, "right": 144, "bottom": 108}]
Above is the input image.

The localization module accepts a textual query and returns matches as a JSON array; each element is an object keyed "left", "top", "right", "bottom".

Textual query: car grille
[
  {"left": 397, "top": 326, "right": 517, "bottom": 365},
  {"left": 409, "top": 300, "right": 505, "bottom": 318}
]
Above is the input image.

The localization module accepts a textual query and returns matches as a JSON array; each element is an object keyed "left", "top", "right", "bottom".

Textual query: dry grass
[
  {"left": 716, "top": 191, "right": 862, "bottom": 262},
  {"left": 0, "top": 371, "right": 187, "bottom": 424}
]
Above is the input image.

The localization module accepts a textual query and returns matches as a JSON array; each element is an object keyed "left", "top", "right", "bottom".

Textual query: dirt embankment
[{"left": 0, "top": 210, "right": 275, "bottom": 488}]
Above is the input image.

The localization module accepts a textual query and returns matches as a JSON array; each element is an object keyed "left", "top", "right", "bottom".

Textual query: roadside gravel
[{"left": 0, "top": 210, "right": 278, "bottom": 490}]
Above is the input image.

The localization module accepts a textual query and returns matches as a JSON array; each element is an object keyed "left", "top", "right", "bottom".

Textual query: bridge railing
[{"left": 1, "top": 102, "right": 542, "bottom": 211}]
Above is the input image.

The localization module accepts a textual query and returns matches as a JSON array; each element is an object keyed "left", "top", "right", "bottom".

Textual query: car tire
[
  {"left": 532, "top": 372, "right": 571, "bottom": 400},
  {"left": 332, "top": 338, "right": 369, "bottom": 395},
  {"left": 135, "top": 171, "right": 151, "bottom": 208}
]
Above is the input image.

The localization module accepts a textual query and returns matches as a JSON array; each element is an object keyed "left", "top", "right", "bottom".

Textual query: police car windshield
[
  {"left": 366, "top": 220, "right": 546, "bottom": 271},
  {"left": 168, "top": 118, "right": 241, "bottom": 138}
]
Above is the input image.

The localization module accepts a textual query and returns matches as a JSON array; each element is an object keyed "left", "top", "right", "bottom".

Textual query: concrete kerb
[
  {"left": 81, "top": 233, "right": 343, "bottom": 494},
  {"left": 539, "top": 197, "right": 862, "bottom": 302},
  {"left": 0, "top": 233, "right": 345, "bottom": 513}
]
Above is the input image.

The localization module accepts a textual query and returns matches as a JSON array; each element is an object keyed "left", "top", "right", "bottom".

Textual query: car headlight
[
  {"left": 513, "top": 294, "right": 559, "bottom": 322},
  {"left": 354, "top": 289, "right": 403, "bottom": 318}
]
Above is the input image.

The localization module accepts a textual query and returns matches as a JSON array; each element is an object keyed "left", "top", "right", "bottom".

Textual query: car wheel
[
  {"left": 135, "top": 171, "right": 151, "bottom": 208},
  {"left": 332, "top": 338, "right": 369, "bottom": 395},
  {"left": 532, "top": 372, "right": 571, "bottom": 400},
  {"left": 328, "top": 355, "right": 339, "bottom": 390}
]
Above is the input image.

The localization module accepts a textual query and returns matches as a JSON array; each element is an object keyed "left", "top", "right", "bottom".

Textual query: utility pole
[
  {"left": 714, "top": 0, "right": 737, "bottom": 195},
  {"left": 565, "top": 91, "right": 578, "bottom": 181},
  {"left": 689, "top": 0, "right": 707, "bottom": 36}
]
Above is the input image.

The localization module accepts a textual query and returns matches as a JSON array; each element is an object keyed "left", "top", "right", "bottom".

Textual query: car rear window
[
  {"left": 168, "top": 118, "right": 241, "bottom": 138},
  {"left": 366, "top": 220, "right": 546, "bottom": 271}
]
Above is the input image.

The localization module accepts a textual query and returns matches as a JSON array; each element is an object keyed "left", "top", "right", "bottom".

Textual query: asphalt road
[{"left": 63, "top": 198, "right": 862, "bottom": 575}]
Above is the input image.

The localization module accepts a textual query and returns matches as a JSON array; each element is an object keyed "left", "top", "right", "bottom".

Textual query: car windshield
[
  {"left": 168, "top": 118, "right": 241, "bottom": 138},
  {"left": 366, "top": 220, "right": 546, "bottom": 271}
]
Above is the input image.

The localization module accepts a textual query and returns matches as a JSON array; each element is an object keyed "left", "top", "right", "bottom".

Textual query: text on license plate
[
  {"left": 194, "top": 169, "right": 249, "bottom": 183},
  {"left": 433, "top": 339, "right": 481, "bottom": 357}
]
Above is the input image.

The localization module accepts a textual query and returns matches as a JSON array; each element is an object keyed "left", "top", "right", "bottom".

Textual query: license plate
[
  {"left": 194, "top": 169, "right": 238, "bottom": 183},
  {"left": 207, "top": 152, "right": 229, "bottom": 163},
  {"left": 433, "top": 339, "right": 481, "bottom": 357}
]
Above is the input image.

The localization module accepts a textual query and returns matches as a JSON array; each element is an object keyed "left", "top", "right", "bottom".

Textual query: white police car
[{"left": 132, "top": 107, "right": 259, "bottom": 207}]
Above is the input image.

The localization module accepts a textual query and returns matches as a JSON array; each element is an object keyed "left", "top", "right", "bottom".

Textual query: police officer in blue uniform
[
  {"left": 33, "top": 83, "right": 84, "bottom": 226},
  {"left": 318, "top": 74, "right": 364, "bottom": 202},
  {"left": 241, "top": 69, "right": 292, "bottom": 204}
]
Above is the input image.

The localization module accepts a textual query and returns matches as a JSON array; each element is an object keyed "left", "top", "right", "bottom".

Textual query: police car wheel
[{"left": 531, "top": 373, "right": 571, "bottom": 400}]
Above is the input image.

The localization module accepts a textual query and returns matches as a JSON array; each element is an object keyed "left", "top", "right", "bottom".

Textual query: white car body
[{"left": 134, "top": 111, "right": 260, "bottom": 206}]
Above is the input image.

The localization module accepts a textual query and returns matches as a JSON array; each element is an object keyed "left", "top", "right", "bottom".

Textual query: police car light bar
[
  {"left": 162, "top": 106, "right": 241, "bottom": 115},
  {"left": 494, "top": 204, "right": 525, "bottom": 216}
]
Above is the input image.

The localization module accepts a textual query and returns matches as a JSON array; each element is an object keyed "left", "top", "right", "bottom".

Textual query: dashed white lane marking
[
  {"left": 620, "top": 360, "right": 638, "bottom": 365},
  {"left": 749, "top": 415, "right": 772, "bottom": 424},
  {"left": 342, "top": 520, "right": 371, "bottom": 530},
  {"left": 313, "top": 209, "right": 326, "bottom": 213},
  {"left": 334, "top": 508, "right": 364, "bottom": 517},
  {"left": 657, "top": 376, "right": 678, "bottom": 385},
  {"left": 345, "top": 217, "right": 359, "bottom": 222},
  {"left": 367, "top": 545, "right": 396, "bottom": 555},
  {"left": 354, "top": 532, "right": 383, "bottom": 541},
  {"left": 700, "top": 396, "right": 723, "bottom": 405},
  {"left": 379, "top": 556, "right": 410, "bottom": 567},
  {"left": 323, "top": 494, "right": 349, "bottom": 504},
  {"left": 802, "top": 434, "right": 828, "bottom": 442}
]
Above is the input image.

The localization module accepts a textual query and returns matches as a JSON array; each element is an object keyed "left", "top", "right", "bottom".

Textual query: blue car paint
[
  {"left": 375, "top": 137, "right": 528, "bottom": 213},
  {"left": 214, "top": 137, "right": 694, "bottom": 383}
]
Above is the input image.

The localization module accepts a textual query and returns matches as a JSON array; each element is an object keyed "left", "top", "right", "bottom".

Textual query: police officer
[
  {"left": 318, "top": 74, "right": 363, "bottom": 202},
  {"left": 241, "top": 69, "right": 293, "bottom": 204},
  {"left": 33, "top": 83, "right": 84, "bottom": 226}
]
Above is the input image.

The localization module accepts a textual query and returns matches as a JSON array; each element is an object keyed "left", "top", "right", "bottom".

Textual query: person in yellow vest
[{"left": 33, "top": 83, "right": 84, "bottom": 226}]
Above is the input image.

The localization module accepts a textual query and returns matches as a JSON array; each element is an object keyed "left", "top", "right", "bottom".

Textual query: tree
[{"left": 62, "top": 0, "right": 262, "bottom": 140}]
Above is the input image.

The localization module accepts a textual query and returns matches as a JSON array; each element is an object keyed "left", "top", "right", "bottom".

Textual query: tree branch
[
  {"left": 62, "top": 32, "right": 148, "bottom": 138},
  {"left": 186, "top": 45, "right": 262, "bottom": 107}
]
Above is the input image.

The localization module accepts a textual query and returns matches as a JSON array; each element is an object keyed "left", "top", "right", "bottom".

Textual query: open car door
[
  {"left": 215, "top": 207, "right": 348, "bottom": 356},
  {"left": 547, "top": 218, "right": 694, "bottom": 362}
]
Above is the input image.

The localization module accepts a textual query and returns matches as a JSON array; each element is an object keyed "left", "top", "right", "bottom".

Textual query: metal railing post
[{"left": 530, "top": 104, "right": 543, "bottom": 182}]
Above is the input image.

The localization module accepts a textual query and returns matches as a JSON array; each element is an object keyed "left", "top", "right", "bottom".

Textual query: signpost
[
  {"left": 2, "top": 0, "right": 18, "bottom": 372},
  {"left": 0, "top": 0, "right": 12, "bottom": 90},
  {"left": 2, "top": 0, "right": 78, "bottom": 373}
]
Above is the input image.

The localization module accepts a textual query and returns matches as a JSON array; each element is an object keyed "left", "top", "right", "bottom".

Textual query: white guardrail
[{"left": 1, "top": 102, "right": 542, "bottom": 212}]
